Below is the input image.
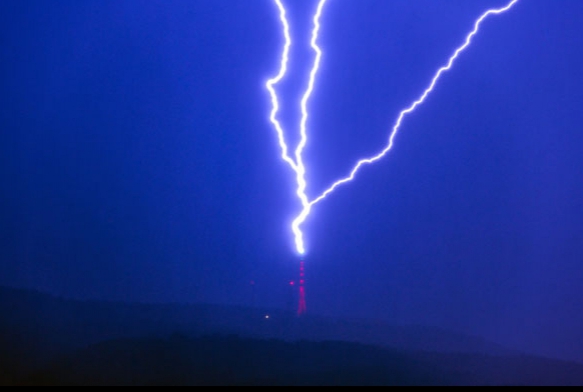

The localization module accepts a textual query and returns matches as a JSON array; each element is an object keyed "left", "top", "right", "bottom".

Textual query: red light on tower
[{"left": 297, "top": 261, "right": 307, "bottom": 316}]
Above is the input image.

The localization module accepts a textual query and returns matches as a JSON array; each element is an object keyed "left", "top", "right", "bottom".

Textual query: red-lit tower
[{"left": 297, "top": 261, "right": 307, "bottom": 316}]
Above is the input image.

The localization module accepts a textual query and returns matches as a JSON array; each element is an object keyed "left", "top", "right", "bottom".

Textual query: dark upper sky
[{"left": 1, "top": 0, "right": 583, "bottom": 362}]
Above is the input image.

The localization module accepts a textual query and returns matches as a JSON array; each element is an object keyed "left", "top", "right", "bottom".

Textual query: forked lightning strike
[
  {"left": 266, "top": 0, "right": 329, "bottom": 255},
  {"left": 267, "top": 0, "right": 521, "bottom": 255},
  {"left": 292, "top": 0, "right": 328, "bottom": 255},
  {"left": 266, "top": 0, "right": 296, "bottom": 172}
]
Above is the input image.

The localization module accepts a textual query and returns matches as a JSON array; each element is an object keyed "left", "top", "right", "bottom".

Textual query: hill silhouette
[
  {"left": 0, "top": 286, "right": 510, "bottom": 356},
  {"left": 1, "top": 286, "right": 582, "bottom": 385},
  {"left": 23, "top": 335, "right": 583, "bottom": 386}
]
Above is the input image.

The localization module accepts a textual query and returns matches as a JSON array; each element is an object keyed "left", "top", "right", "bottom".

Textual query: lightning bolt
[
  {"left": 266, "top": 0, "right": 297, "bottom": 173},
  {"left": 292, "top": 0, "right": 328, "bottom": 255},
  {"left": 267, "top": 0, "right": 521, "bottom": 255},
  {"left": 266, "top": 0, "right": 328, "bottom": 255}
]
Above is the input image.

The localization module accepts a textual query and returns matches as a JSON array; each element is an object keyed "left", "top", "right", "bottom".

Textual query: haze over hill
[
  {"left": 1, "top": 286, "right": 582, "bottom": 385},
  {"left": 0, "top": 286, "right": 511, "bottom": 357}
]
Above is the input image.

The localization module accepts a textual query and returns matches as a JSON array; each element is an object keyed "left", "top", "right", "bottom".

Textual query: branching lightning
[
  {"left": 266, "top": 0, "right": 328, "bottom": 255},
  {"left": 267, "top": 0, "right": 521, "bottom": 255},
  {"left": 292, "top": 0, "right": 328, "bottom": 255},
  {"left": 266, "top": 0, "right": 297, "bottom": 173}
]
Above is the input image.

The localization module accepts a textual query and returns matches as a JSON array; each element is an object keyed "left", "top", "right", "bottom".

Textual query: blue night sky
[{"left": 1, "top": 0, "right": 583, "bottom": 362}]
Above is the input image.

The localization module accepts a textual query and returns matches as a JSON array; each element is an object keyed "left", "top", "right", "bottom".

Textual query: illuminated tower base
[{"left": 297, "top": 261, "right": 307, "bottom": 316}]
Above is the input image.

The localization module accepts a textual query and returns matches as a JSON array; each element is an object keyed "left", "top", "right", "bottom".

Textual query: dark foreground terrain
[
  {"left": 1, "top": 287, "right": 582, "bottom": 386},
  {"left": 21, "top": 335, "right": 583, "bottom": 386}
]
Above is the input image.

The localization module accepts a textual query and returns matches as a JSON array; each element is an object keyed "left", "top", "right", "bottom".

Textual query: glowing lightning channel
[
  {"left": 311, "top": 0, "right": 521, "bottom": 206},
  {"left": 266, "top": 0, "right": 298, "bottom": 173},
  {"left": 267, "top": 0, "right": 521, "bottom": 256},
  {"left": 292, "top": 0, "right": 329, "bottom": 255},
  {"left": 267, "top": 0, "right": 329, "bottom": 255},
  {"left": 290, "top": 0, "right": 521, "bottom": 255}
]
